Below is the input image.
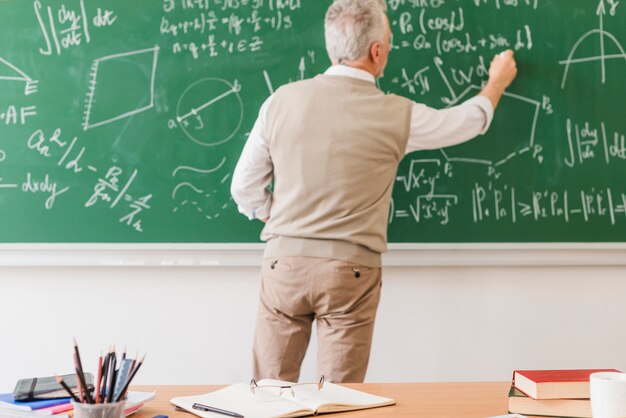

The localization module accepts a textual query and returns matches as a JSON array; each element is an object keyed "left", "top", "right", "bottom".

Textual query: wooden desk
[{"left": 131, "top": 382, "right": 512, "bottom": 418}]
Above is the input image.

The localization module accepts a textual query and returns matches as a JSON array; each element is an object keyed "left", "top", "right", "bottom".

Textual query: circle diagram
[{"left": 176, "top": 78, "right": 243, "bottom": 147}]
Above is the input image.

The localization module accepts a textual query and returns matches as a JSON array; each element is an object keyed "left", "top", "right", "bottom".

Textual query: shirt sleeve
[
  {"left": 405, "top": 95, "right": 494, "bottom": 154},
  {"left": 230, "top": 96, "right": 274, "bottom": 220}
]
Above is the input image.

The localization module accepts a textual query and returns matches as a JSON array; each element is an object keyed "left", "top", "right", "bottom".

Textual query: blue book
[{"left": 0, "top": 393, "right": 70, "bottom": 411}]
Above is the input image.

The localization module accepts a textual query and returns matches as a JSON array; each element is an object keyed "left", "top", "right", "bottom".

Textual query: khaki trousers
[{"left": 252, "top": 256, "right": 382, "bottom": 383}]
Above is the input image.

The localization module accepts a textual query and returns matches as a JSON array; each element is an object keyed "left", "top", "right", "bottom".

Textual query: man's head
[{"left": 325, "top": 0, "right": 390, "bottom": 77}]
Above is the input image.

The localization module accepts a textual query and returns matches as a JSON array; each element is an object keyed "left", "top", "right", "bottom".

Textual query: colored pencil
[
  {"left": 73, "top": 339, "right": 93, "bottom": 403},
  {"left": 74, "top": 359, "right": 84, "bottom": 403},
  {"left": 74, "top": 352, "right": 91, "bottom": 403},
  {"left": 95, "top": 351, "right": 102, "bottom": 404}
]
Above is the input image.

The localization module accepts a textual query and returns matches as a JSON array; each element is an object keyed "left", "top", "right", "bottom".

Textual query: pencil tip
[{"left": 73, "top": 337, "right": 78, "bottom": 346}]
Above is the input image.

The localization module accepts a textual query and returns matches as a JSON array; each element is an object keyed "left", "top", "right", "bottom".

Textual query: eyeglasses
[{"left": 249, "top": 376, "right": 325, "bottom": 401}]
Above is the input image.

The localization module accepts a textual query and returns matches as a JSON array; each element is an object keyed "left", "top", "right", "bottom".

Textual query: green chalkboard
[{"left": 0, "top": 0, "right": 624, "bottom": 243}]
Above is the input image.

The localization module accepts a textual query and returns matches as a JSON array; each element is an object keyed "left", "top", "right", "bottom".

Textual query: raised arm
[{"left": 406, "top": 49, "right": 518, "bottom": 154}]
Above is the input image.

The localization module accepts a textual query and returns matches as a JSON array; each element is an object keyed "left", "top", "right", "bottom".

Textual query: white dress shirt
[{"left": 231, "top": 65, "right": 494, "bottom": 220}]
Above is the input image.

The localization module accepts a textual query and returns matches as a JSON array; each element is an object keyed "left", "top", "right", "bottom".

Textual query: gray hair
[{"left": 325, "top": 0, "right": 388, "bottom": 63}]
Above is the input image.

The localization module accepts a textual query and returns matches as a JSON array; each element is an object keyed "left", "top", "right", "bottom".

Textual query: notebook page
[
  {"left": 171, "top": 384, "right": 312, "bottom": 418},
  {"left": 292, "top": 382, "right": 395, "bottom": 413}
]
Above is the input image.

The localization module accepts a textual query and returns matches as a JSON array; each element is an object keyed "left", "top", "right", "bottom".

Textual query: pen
[{"left": 192, "top": 403, "right": 244, "bottom": 418}]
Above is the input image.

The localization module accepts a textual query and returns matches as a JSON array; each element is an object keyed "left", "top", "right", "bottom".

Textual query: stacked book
[
  {"left": 0, "top": 391, "right": 155, "bottom": 418},
  {"left": 508, "top": 369, "right": 621, "bottom": 418}
]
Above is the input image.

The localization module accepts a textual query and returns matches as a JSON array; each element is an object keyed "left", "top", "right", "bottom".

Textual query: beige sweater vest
[{"left": 261, "top": 75, "right": 413, "bottom": 267}]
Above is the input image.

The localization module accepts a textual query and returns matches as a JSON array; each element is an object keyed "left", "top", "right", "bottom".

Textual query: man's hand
[
  {"left": 489, "top": 49, "right": 518, "bottom": 91},
  {"left": 479, "top": 49, "right": 518, "bottom": 110}
]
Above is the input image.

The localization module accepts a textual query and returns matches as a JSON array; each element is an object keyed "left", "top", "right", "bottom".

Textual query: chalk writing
[
  {"left": 565, "top": 119, "right": 626, "bottom": 167},
  {"left": 171, "top": 157, "right": 233, "bottom": 220},
  {"left": 171, "top": 78, "right": 243, "bottom": 147},
  {"left": 26, "top": 128, "right": 86, "bottom": 173},
  {"left": 120, "top": 194, "right": 152, "bottom": 232},
  {"left": 260, "top": 53, "right": 315, "bottom": 96},
  {"left": 85, "top": 166, "right": 150, "bottom": 232},
  {"left": 34, "top": 0, "right": 117, "bottom": 56},
  {"left": 21, "top": 172, "right": 69, "bottom": 210},
  {"left": 83, "top": 46, "right": 160, "bottom": 131},
  {"left": 0, "top": 57, "right": 39, "bottom": 95},
  {"left": 0, "top": 106, "right": 37, "bottom": 126},
  {"left": 86, "top": 166, "right": 134, "bottom": 208},
  {"left": 1, "top": 0, "right": 625, "bottom": 243},
  {"left": 392, "top": 14, "right": 533, "bottom": 55},
  {"left": 160, "top": 1, "right": 300, "bottom": 60},
  {"left": 560, "top": 0, "right": 626, "bottom": 89},
  {"left": 470, "top": 184, "right": 626, "bottom": 226}
]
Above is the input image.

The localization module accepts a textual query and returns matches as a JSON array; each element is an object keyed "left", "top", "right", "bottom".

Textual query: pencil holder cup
[{"left": 72, "top": 401, "right": 125, "bottom": 418}]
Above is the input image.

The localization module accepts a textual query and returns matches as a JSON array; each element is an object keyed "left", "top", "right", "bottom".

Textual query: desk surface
[{"left": 131, "top": 382, "right": 512, "bottom": 418}]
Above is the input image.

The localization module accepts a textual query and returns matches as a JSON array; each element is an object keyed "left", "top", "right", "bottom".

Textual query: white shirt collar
[{"left": 324, "top": 65, "right": 376, "bottom": 84}]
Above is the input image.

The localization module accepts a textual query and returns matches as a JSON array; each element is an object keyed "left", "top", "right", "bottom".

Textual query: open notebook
[{"left": 170, "top": 380, "right": 395, "bottom": 418}]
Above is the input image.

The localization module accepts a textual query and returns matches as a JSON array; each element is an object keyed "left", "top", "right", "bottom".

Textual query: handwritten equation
[
  {"left": 160, "top": 0, "right": 300, "bottom": 60},
  {"left": 35, "top": 0, "right": 117, "bottom": 56},
  {"left": 385, "top": 0, "right": 625, "bottom": 237},
  {"left": 24, "top": 128, "right": 150, "bottom": 232}
]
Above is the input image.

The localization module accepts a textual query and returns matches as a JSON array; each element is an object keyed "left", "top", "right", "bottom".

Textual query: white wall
[{"left": 1, "top": 264, "right": 625, "bottom": 392}]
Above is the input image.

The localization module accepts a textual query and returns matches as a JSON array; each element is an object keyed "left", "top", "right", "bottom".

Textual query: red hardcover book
[{"left": 513, "top": 369, "right": 621, "bottom": 400}]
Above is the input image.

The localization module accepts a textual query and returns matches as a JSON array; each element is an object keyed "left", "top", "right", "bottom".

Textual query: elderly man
[{"left": 231, "top": 0, "right": 517, "bottom": 383}]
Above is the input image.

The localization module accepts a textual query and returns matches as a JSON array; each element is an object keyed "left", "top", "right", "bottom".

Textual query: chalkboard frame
[{"left": 0, "top": 244, "right": 625, "bottom": 267}]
